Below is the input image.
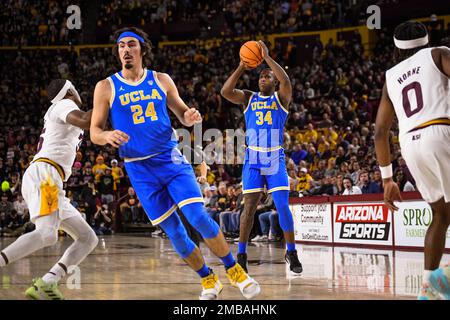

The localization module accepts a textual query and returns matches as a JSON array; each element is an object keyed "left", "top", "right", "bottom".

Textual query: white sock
[
  {"left": 42, "top": 263, "right": 67, "bottom": 284},
  {"left": 0, "top": 252, "right": 7, "bottom": 267},
  {"left": 423, "top": 270, "right": 432, "bottom": 285}
]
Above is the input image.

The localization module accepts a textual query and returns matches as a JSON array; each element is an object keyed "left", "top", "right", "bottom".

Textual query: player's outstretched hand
[
  {"left": 258, "top": 40, "right": 269, "bottom": 60},
  {"left": 184, "top": 108, "right": 202, "bottom": 126},
  {"left": 383, "top": 178, "right": 402, "bottom": 212},
  {"left": 104, "top": 130, "right": 129, "bottom": 148}
]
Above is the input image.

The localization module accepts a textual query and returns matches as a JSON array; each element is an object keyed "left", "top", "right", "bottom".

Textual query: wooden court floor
[{"left": 0, "top": 234, "right": 447, "bottom": 300}]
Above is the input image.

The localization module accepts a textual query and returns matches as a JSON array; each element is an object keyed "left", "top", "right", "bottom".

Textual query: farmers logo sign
[{"left": 335, "top": 204, "right": 390, "bottom": 240}]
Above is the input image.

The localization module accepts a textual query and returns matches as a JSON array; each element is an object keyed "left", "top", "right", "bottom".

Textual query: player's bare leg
[{"left": 236, "top": 192, "right": 263, "bottom": 272}]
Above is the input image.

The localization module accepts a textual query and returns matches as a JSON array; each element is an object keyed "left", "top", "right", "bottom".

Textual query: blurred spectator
[
  {"left": 342, "top": 176, "right": 362, "bottom": 195},
  {"left": 311, "top": 175, "right": 335, "bottom": 196},
  {"left": 3, "top": 209, "right": 25, "bottom": 237},
  {"left": 207, "top": 182, "right": 229, "bottom": 224},
  {"left": 98, "top": 167, "right": 115, "bottom": 205},
  {"left": 13, "top": 194, "right": 28, "bottom": 224},
  {"left": 110, "top": 159, "right": 124, "bottom": 196},
  {"left": 93, "top": 203, "right": 113, "bottom": 235},
  {"left": 296, "top": 167, "right": 313, "bottom": 195},
  {"left": 80, "top": 178, "right": 98, "bottom": 224},
  {"left": 257, "top": 210, "right": 282, "bottom": 242},
  {"left": 358, "top": 170, "right": 381, "bottom": 194},
  {"left": 119, "top": 187, "right": 143, "bottom": 224},
  {"left": 250, "top": 193, "right": 275, "bottom": 240},
  {"left": 93, "top": 155, "right": 108, "bottom": 182},
  {"left": 0, "top": 193, "right": 13, "bottom": 216},
  {"left": 394, "top": 168, "right": 415, "bottom": 192},
  {"left": 219, "top": 184, "right": 244, "bottom": 237}
]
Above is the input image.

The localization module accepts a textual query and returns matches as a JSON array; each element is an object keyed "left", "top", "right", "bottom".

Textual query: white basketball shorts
[
  {"left": 400, "top": 125, "right": 450, "bottom": 203},
  {"left": 21, "top": 162, "right": 79, "bottom": 223}
]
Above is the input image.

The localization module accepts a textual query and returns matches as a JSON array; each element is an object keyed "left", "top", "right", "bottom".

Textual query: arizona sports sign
[{"left": 333, "top": 202, "right": 393, "bottom": 246}]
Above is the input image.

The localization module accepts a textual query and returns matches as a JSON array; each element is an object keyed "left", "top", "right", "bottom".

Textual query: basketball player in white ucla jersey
[
  {"left": 375, "top": 21, "right": 450, "bottom": 300},
  {"left": 0, "top": 80, "right": 98, "bottom": 299}
]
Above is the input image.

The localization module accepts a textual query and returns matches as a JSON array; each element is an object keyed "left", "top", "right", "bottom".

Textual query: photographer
[{"left": 93, "top": 204, "right": 113, "bottom": 235}]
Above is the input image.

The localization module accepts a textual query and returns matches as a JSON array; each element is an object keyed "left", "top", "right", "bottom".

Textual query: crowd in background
[
  {"left": 1, "top": 0, "right": 372, "bottom": 45},
  {"left": 1, "top": 2, "right": 450, "bottom": 239}
]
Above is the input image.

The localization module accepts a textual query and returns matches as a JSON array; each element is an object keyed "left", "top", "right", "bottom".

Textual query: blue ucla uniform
[
  {"left": 108, "top": 69, "right": 204, "bottom": 225},
  {"left": 243, "top": 91, "right": 289, "bottom": 194}
]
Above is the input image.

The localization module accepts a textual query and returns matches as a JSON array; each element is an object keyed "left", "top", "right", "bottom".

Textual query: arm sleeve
[{"left": 49, "top": 99, "right": 80, "bottom": 123}]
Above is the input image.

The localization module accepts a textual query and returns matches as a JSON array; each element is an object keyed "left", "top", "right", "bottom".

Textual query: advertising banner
[
  {"left": 393, "top": 201, "right": 450, "bottom": 248},
  {"left": 333, "top": 202, "right": 393, "bottom": 246},
  {"left": 292, "top": 203, "right": 333, "bottom": 243}
]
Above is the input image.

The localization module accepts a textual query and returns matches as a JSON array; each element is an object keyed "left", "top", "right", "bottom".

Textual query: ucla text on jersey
[
  {"left": 108, "top": 69, "right": 177, "bottom": 159},
  {"left": 244, "top": 91, "right": 288, "bottom": 168}
]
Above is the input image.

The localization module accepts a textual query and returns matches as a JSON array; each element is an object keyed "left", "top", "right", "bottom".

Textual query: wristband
[{"left": 380, "top": 164, "right": 393, "bottom": 179}]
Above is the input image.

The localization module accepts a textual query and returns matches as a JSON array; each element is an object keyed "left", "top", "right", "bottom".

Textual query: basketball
[{"left": 240, "top": 41, "right": 263, "bottom": 68}]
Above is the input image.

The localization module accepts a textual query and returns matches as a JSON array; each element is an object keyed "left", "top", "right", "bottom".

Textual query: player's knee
[
  {"left": 38, "top": 226, "right": 59, "bottom": 247},
  {"left": 85, "top": 229, "right": 99, "bottom": 251},
  {"left": 182, "top": 203, "right": 219, "bottom": 239}
]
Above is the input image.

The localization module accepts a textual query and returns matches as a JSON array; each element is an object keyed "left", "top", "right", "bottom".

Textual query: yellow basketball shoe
[
  {"left": 226, "top": 263, "right": 261, "bottom": 299},
  {"left": 199, "top": 271, "right": 223, "bottom": 300},
  {"left": 25, "top": 278, "right": 64, "bottom": 300}
]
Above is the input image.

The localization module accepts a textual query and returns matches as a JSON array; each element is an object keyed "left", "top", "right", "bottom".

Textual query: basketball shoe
[
  {"left": 237, "top": 253, "right": 248, "bottom": 273},
  {"left": 429, "top": 264, "right": 450, "bottom": 300},
  {"left": 25, "top": 278, "right": 64, "bottom": 300},
  {"left": 199, "top": 270, "right": 223, "bottom": 300},
  {"left": 226, "top": 263, "right": 260, "bottom": 299},
  {"left": 285, "top": 250, "right": 303, "bottom": 276},
  {"left": 418, "top": 283, "right": 440, "bottom": 300}
]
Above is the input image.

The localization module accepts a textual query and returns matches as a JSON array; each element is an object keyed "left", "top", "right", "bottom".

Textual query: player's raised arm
[
  {"left": 90, "top": 79, "right": 129, "bottom": 147},
  {"left": 258, "top": 40, "right": 292, "bottom": 108},
  {"left": 221, "top": 62, "right": 253, "bottom": 106},
  {"left": 374, "top": 83, "right": 402, "bottom": 211},
  {"left": 158, "top": 72, "right": 202, "bottom": 127}
]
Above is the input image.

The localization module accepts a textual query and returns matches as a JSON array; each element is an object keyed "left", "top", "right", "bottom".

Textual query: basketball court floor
[{"left": 0, "top": 234, "right": 447, "bottom": 300}]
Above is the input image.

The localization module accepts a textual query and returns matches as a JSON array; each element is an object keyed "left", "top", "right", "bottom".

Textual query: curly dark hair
[
  {"left": 393, "top": 21, "right": 429, "bottom": 62},
  {"left": 112, "top": 27, "right": 153, "bottom": 68}
]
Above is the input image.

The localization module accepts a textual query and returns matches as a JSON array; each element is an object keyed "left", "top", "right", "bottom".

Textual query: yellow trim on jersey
[
  {"left": 411, "top": 118, "right": 450, "bottom": 131},
  {"left": 274, "top": 92, "right": 289, "bottom": 114},
  {"left": 178, "top": 197, "right": 205, "bottom": 208},
  {"left": 267, "top": 186, "right": 289, "bottom": 193},
  {"left": 248, "top": 145, "right": 282, "bottom": 152},
  {"left": 115, "top": 68, "right": 148, "bottom": 86},
  {"left": 124, "top": 152, "right": 162, "bottom": 163},
  {"left": 243, "top": 92, "right": 255, "bottom": 114},
  {"left": 243, "top": 188, "right": 265, "bottom": 194},
  {"left": 39, "top": 175, "right": 59, "bottom": 216},
  {"left": 107, "top": 77, "right": 115, "bottom": 108},
  {"left": 151, "top": 204, "right": 177, "bottom": 225},
  {"left": 153, "top": 71, "right": 167, "bottom": 94},
  {"left": 33, "top": 158, "right": 65, "bottom": 181}
]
